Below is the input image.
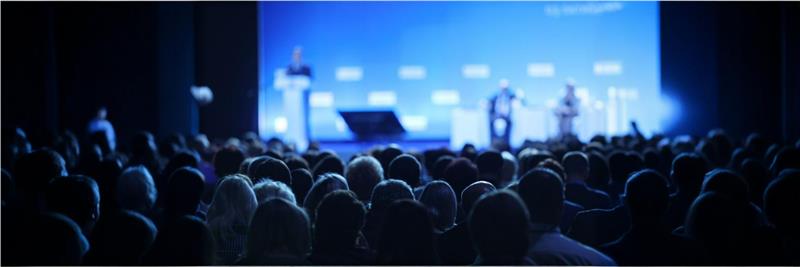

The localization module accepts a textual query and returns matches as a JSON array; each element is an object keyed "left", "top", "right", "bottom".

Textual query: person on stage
[
  {"left": 555, "top": 80, "right": 580, "bottom": 138},
  {"left": 488, "top": 79, "right": 518, "bottom": 146},
  {"left": 284, "top": 46, "right": 312, "bottom": 150}
]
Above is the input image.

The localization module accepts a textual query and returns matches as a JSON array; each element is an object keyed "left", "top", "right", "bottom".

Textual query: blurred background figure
[
  {"left": 87, "top": 106, "right": 116, "bottom": 153},
  {"left": 555, "top": 80, "right": 580, "bottom": 139}
]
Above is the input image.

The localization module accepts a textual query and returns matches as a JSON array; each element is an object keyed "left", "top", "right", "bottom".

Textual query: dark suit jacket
[
  {"left": 489, "top": 91, "right": 517, "bottom": 118},
  {"left": 287, "top": 64, "right": 312, "bottom": 78},
  {"left": 566, "top": 182, "right": 612, "bottom": 210},
  {"left": 567, "top": 205, "right": 630, "bottom": 249},
  {"left": 601, "top": 227, "right": 707, "bottom": 266}
]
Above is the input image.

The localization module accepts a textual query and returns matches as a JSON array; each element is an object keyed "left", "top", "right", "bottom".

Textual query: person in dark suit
[
  {"left": 286, "top": 46, "right": 312, "bottom": 78},
  {"left": 562, "top": 151, "right": 612, "bottom": 210},
  {"left": 600, "top": 170, "right": 705, "bottom": 265},
  {"left": 488, "top": 79, "right": 518, "bottom": 146}
]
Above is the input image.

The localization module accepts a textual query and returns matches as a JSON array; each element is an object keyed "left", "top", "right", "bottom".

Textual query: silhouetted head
[
  {"left": 609, "top": 151, "right": 643, "bottom": 183},
  {"left": 460, "top": 144, "right": 478, "bottom": 162},
  {"left": 84, "top": 210, "right": 157, "bottom": 265},
  {"left": 377, "top": 199, "right": 438, "bottom": 265},
  {"left": 312, "top": 155, "right": 345, "bottom": 178},
  {"left": 252, "top": 156, "right": 292, "bottom": 186},
  {"left": 254, "top": 178, "right": 296, "bottom": 204},
  {"left": 537, "top": 158, "right": 566, "bottom": 182},
  {"left": 46, "top": 175, "right": 100, "bottom": 235},
  {"left": 701, "top": 168, "right": 750, "bottom": 205},
  {"left": 388, "top": 154, "right": 422, "bottom": 188},
  {"left": 246, "top": 198, "right": 310, "bottom": 260},
  {"left": 461, "top": 181, "right": 496, "bottom": 215},
  {"left": 14, "top": 149, "right": 67, "bottom": 200},
  {"left": 161, "top": 151, "right": 199, "bottom": 180},
  {"left": 213, "top": 145, "right": 245, "bottom": 178},
  {"left": 476, "top": 150, "right": 504, "bottom": 187},
  {"left": 116, "top": 166, "right": 157, "bottom": 214},
  {"left": 587, "top": 151, "right": 610, "bottom": 188},
  {"left": 208, "top": 175, "right": 257, "bottom": 242},
  {"left": 518, "top": 167, "right": 563, "bottom": 225},
  {"left": 769, "top": 147, "right": 800, "bottom": 177},
  {"left": 499, "top": 151, "right": 518, "bottom": 187},
  {"left": 165, "top": 167, "right": 205, "bottom": 217},
  {"left": 432, "top": 155, "right": 455, "bottom": 180},
  {"left": 562, "top": 151, "right": 590, "bottom": 182},
  {"left": 443, "top": 158, "right": 479, "bottom": 202},
  {"left": 684, "top": 192, "right": 748, "bottom": 257},
  {"left": 370, "top": 179, "right": 414, "bottom": 212},
  {"left": 285, "top": 155, "right": 310, "bottom": 171},
  {"left": 763, "top": 169, "right": 800, "bottom": 238},
  {"left": 27, "top": 213, "right": 90, "bottom": 265},
  {"left": 303, "top": 173, "right": 348, "bottom": 221},
  {"left": 313, "top": 190, "right": 366, "bottom": 249},
  {"left": 290, "top": 168, "right": 313, "bottom": 206},
  {"left": 144, "top": 215, "right": 216, "bottom": 265},
  {"left": 346, "top": 156, "right": 384, "bottom": 202},
  {"left": 624, "top": 169, "right": 670, "bottom": 225},
  {"left": 671, "top": 152, "right": 708, "bottom": 195},
  {"left": 419, "top": 180, "right": 457, "bottom": 231},
  {"left": 469, "top": 190, "right": 530, "bottom": 265},
  {"left": 740, "top": 158, "right": 769, "bottom": 205}
]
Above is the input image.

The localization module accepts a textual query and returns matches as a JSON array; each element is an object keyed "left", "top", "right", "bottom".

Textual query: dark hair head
[
  {"left": 45, "top": 175, "right": 100, "bottom": 234},
  {"left": 518, "top": 167, "right": 563, "bottom": 225},
  {"left": 562, "top": 151, "right": 589, "bottom": 181},
  {"left": 624, "top": 169, "right": 670, "bottom": 223},
  {"left": 246, "top": 198, "right": 310, "bottom": 259},
  {"left": 28, "top": 213, "right": 90, "bottom": 265},
  {"left": 370, "top": 179, "right": 414, "bottom": 211},
  {"left": 253, "top": 156, "right": 292, "bottom": 186},
  {"left": 377, "top": 199, "right": 438, "bottom": 265},
  {"left": 432, "top": 155, "right": 455, "bottom": 180},
  {"left": 312, "top": 155, "right": 345, "bottom": 178},
  {"left": 14, "top": 149, "right": 66, "bottom": 196},
  {"left": 684, "top": 192, "right": 748, "bottom": 249},
  {"left": 770, "top": 147, "right": 800, "bottom": 177},
  {"left": 476, "top": 150, "right": 504, "bottom": 176},
  {"left": 84, "top": 210, "right": 157, "bottom": 265},
  {"left": 303, "top": 173, "right": 348, "bottom": 221},
  {"left": 671, "top": 152, "right": 708, "bottom": 195},
  {"left": 165, "top": 167, "right": 205, "bottom": 216},
  {"left": 443, "top": 158, "right": 479, "bottom": 202},
  {"left": 461, "top": 181, "right": 496, "bottom": 215},
  {"left": 468, "top": 190, "right": 530, "bottom": 264},
  {"left": 313, "top": 190, "right": 366, "bottom": 249},
  {"left": 161, "top": 151, "right": 199, "bottom": 182},
  {"left": 740, "top": 158, "right": 769, "bottom": 206},
  {"left": 587, "top": 151, "right": 610, "bottom": 189},
  {"left": 213, "top": 145, "right": 245, "bottom": 177},
  {"left": 419, "top": 180, "right": 457, "bottom": 231},
  {"left": 379, "top": 146, "right": 404, "bottom": 171},
  {"left": 285, "top": 155, "right": 310, "bottom": 171},
  {"left": 701, "top": 168, "right": 749, "bottom": 205},
  {"left": 764, "top": 169, "right": 800, "bottom": 238},
  {"left": 144, "top": 215, "right": 216, "bottom": 265},
  {"left": 537, "top": 158, "right": 566, "bottom": 182},
  {"left": 290, "top": 168, "right": 313, "bottom": 206},
  {"left": 388, "top": 154, "right": 422, "bottom": 188}
]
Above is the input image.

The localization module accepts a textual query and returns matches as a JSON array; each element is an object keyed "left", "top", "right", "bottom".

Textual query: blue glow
[{"left": 259, "top": 2, "right": 661, "bottom": 141}]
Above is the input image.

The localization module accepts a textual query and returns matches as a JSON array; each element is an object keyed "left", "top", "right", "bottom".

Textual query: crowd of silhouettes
[{"left": 2, "top": 123, "right": 800, "bottom": 266}]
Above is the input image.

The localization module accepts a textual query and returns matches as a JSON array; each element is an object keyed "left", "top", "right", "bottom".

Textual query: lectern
[{"left": 274, "top": 69, "right": 310, "bottom": 151}]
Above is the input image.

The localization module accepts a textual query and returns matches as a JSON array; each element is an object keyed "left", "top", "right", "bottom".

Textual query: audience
[
  {"left": 419, "top": 180, "right": 458, "bottom": 233},
  {"left": 239, "top": 198, "right": 311, "bottom": 265},
  {"left": 309, "top": 190, "right": 374, "bottom": 265},
  {"left": 469, "top": 190, "right": 534, "bottom": 265},
  {"left": 519, "top": 168, "right": 616, "bottom": 265},
  {"left": 438, "top": 181, "right": 495, "bottom": 265},
  {"left": 253, "top": 178, "right": 296, "bottom": 204},
  {"left": 207, "top": 175, "right": 258, "bottom": 264},
  {"left": 387, "top": 154, "right": 422, "bottom": 188},
  {"left": 116, "top": 166, "right": 157, "bottom": 217},
  {"left": 3, "top": 120, "right": 799, "bottom": 266},
  {"left": 562, "top": 151, "right": 612, "bottom": 210},
  {"left": 83, "top": 210, "right": 157, "bottom": 265},
  {"left": 600, "top": 169, "right": 704, "bottom": 265},
  {"left": 346, "top": 155, "right": 384, "bottom": 202},
  {"left": 376, "top": 199, "right": 439, "bottom": 265}
]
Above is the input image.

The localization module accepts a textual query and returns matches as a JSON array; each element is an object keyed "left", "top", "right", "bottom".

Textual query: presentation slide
[{"left": 258, "top": 2, "right": 661, "bottom": 143}]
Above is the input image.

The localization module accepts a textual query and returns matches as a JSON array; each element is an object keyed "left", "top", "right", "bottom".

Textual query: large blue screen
[{"left": 258, "top": 2, "right": 661, "bottom": 144}]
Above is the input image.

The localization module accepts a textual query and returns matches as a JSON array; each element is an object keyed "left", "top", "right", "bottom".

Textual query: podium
[{"left": 274, "top": 69, "right": 310, "bottom": 151}]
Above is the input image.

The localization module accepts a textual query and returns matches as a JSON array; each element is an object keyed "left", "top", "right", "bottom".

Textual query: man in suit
[
  {"left": 488, "top": 79, "right": 518, "bottom": 147},
  {"left": 562, "top": 151, "right": 612, "bottom": 210},
  {"left": 286, "top": 46, "right": 312, "bottom": 78}
]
